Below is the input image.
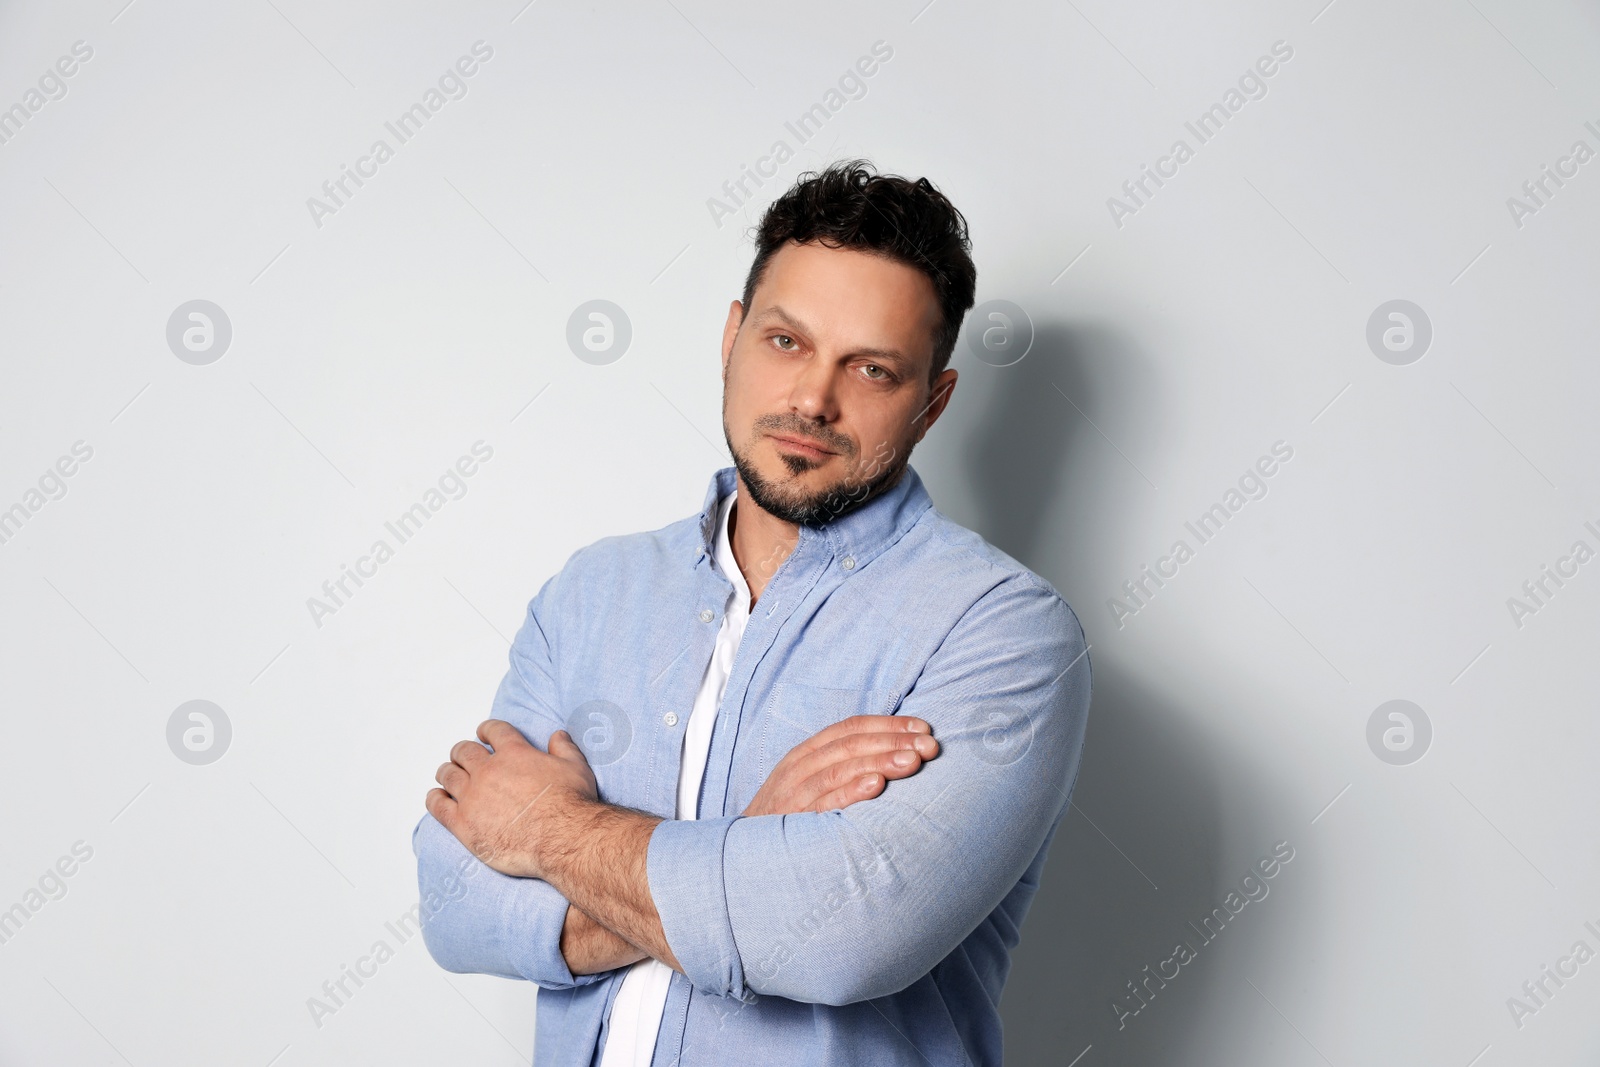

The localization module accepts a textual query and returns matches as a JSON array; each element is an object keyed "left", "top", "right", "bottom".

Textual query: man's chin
[
  {"left": 772, "top": 453, "right": 831, "bottom": 478},
  {"left": 732, "top": 451, "right": 905, "bottom": 527}
]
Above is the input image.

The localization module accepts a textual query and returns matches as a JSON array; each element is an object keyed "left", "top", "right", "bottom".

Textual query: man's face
[{"left": 720, "top": 240, "right": 959, "bottom": 526}]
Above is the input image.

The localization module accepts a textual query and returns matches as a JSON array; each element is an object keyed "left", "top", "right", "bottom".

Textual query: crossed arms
[
  {"left": 413, "top": 571, "right": 1090, "bottom": 1004},
  {"left": 553, "top": 708, "right": 941, "bottom": 974},
  {"left": 426, "top": 711, "right": 942, "bottom": 978}
]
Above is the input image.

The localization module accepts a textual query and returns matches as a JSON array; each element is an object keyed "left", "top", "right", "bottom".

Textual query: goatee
[{"left": 727, "top": 435, "right": 908, "bottom": 527}]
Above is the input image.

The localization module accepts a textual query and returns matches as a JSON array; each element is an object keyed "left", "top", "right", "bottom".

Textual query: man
[{"left": 413, "top": 160, "right": 1091, "bottom": 1066}]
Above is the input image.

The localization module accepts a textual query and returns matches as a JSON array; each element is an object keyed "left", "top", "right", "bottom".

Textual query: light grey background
[{"left": 1, "top": 0, "right": 1596, "bottom": 1064}]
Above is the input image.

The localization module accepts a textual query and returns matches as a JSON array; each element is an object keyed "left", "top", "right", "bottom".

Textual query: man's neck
[{"left": 728, "top": 472, "right": 800, "bottom": 607}]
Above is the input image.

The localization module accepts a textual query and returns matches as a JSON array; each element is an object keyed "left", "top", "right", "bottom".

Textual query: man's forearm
[
  {"left": 561, "top": 903, "right": 649, "bottom": 974},
  {"left": 540, "top": 799, "right": 683, "bottom": 973}
]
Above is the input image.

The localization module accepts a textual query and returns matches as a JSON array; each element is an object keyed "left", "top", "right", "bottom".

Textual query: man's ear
[
  {"left": 721, "top": 300, "right": 744, "bottom": 374},
  {"left": 914, "top": 369, "right": 959, "bottom": 443}
]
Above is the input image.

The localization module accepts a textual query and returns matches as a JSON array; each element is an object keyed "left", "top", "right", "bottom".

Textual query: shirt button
[
  {"left": 841, "top": 556, "right": 856, "bottom": 571},
  {"left": 698, "top": 608, "right": 714, "bottom": 623},
  {"left": 663, "top": 712, "right": 679, "bottom": 727}
]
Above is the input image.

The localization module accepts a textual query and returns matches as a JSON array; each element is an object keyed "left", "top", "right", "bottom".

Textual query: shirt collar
[
  {"left": 710, "top": 484, "right": 749, "bottom": 603},
  {"left": 695, "top": 462, "right": 933, "bottom": 569}
]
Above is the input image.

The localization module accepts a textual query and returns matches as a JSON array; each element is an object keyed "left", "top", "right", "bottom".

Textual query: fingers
[
  {"left": 821, "top": 729, "right": 939, "bottom": 763},
  {"left": 760, "top": 717, "right": 939, "bottom": 811},
  {"left": 793, "top": 748, "right": 930, "bottom": 810},
  {"left": 475, "top": 719, "right": 528, "bottom": 752},
  {"left": 792, "top": 714, "right": 931, "bottom": 757},
  {"left": 424, "top": 787, "right": 457, "bottom": 823},
  {"left": 788, "top": 729, "right": 939, "bottom": 787},
  {"left": 435, "top": 761, "right": 467, "bottom": 796},
  {"left": 450, "top": 739, "right": 490, "bottom": 768},
  {"left": 810, "top": 772, "right": 887, "bottom": 813},
  {"left": 548, "top": 729, "right": 583, "bottom": 761}
]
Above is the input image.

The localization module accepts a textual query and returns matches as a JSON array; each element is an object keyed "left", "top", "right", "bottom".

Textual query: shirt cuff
[
  {"left": 500, "top": 870, "right": 584, "bottom": 987},
  {"left": 413, "top": 812, "right": 605, "bottom": 988},
  {"left": 648, "top": 815, "right": 745, "bottom": 1000}
]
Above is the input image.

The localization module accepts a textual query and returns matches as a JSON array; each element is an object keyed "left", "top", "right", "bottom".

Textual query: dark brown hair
[{"left": 740, "top": 160, "right": 977, "bottom": 384}]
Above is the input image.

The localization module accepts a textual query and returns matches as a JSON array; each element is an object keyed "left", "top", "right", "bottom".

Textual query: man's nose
[{"left": 786, "top": 353, "right": 840, "bottom": 422}]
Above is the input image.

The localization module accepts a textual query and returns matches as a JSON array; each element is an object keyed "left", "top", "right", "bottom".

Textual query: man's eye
[
  {"left": 862, "top": 364, "right": 886, "bottom": 380},
  {"left": 772, "top": 335, "right": 796, "bottom": 350}
]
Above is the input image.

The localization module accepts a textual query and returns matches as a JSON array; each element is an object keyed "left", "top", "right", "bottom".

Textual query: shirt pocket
[{"left": 756, "top": 681, "right": 900, "bottom": 778}]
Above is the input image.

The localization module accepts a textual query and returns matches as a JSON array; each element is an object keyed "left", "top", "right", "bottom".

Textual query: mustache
[{"left": 752, "top": 414, "right": 855, "bottom": 455}]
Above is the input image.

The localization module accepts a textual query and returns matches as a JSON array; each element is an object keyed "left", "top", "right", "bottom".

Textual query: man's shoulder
[
  {"left": 539, "top": 512, "right": 701, "bottom": 597},
  {"left": 908, "top": 506, "right": 1074, "bottom": 607},
  {"left": 886, "top": 506, "right": 1087, "bottom": 652}
]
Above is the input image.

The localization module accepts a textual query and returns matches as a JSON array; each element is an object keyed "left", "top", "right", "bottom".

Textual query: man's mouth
[{"left": 768, "top": 433, "right": 838, "bottom": 459}]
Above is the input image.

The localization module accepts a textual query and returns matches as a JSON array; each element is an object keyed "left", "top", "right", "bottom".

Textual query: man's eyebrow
[{"left": 753, "top": 304, "right": 913, "bottom": 368}]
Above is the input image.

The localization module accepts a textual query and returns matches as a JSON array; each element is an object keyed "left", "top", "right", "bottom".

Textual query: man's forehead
[{"left": 761, "top": 239, "right": 919, "bottom": 286}]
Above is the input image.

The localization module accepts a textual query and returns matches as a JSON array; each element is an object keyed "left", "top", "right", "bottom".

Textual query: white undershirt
[{"left": 598, "top": 487, "right": 751, "bottom": 1067}]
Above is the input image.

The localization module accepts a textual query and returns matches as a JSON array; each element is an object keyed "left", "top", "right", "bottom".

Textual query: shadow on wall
[
  {"left": 999, "top": 661, "right": 1225, "bottom": 1063},
  {"left": 952, "top": 323, "right": 1229, "bottom": 1063}
]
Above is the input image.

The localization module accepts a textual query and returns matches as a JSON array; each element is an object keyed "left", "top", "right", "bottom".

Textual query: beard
[{"left": 724, "top": 416, "right": 912, "bottom": 527}]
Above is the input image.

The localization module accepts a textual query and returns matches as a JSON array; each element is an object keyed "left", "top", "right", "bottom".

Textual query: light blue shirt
[{"left": 412, "top": 463, "right": 1092, "bottom": 1066}]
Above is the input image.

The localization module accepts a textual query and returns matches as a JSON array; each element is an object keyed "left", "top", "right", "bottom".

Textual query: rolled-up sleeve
[
  {"left": 413, "top": 561, "right": 613, "bottom": 989},
  {"left": 647, "top": 575, "right": 1091, "bottom": 1005},
  {"left": 413, "top": 812, "right": 596, "bottom": 987}
]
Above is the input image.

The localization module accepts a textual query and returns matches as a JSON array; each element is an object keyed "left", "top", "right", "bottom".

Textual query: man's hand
[
  {"left": 428, "top": 712, "right": 938, "bottom": 976},
  {"left": 744, "top": 715, "right": 940, "bottom": 817},
  {"left": 555, "top": 714, "right": 939, "bottom": 974},
  {"left": 426, "top": 721, "right": 601, "bottom": 879}
]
